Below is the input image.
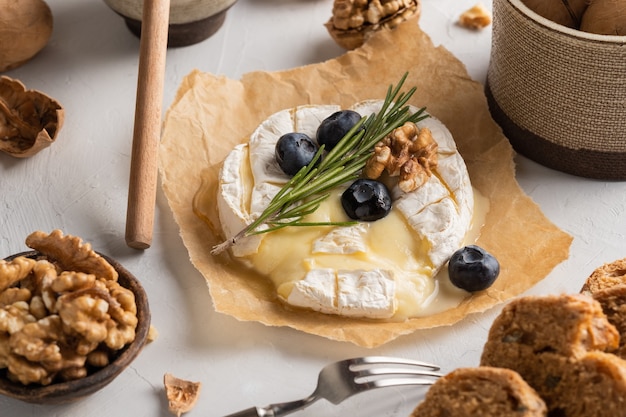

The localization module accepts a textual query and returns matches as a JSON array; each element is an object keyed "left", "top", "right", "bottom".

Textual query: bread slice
[
  {"left": 588, "top": 284, "right": 626, "bottom": 359},
  {"left": 410, "top": 366, "right": 546, "bottom": 417},
  {"left": 480, "top": 294, "right": 619, "bottom": 408},
  {"left": 581, "top": 258, "right": 626, "bottom": 359},
  {"left": 548, "top": 351, "right": 626, "bottom": 416},
  {"left": 581, "top": 257, "right": 626, "bottom": 294},
  {"left": 481, "top": 294, "right": 618, "bottom": 358}
]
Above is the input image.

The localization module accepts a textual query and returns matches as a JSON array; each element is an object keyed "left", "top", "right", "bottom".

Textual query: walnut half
[
  {"left": 325, "top": 0, "right": 421, "bottom": 50},
  {"left": 363, "top": 121, "right": 438, "bottom": 193}
]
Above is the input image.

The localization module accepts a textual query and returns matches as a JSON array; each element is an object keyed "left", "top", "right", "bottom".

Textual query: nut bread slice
[
  {"left": 581, "top": 257, "right": 626, "bottom": 294},
  {"left": 481, "top": 294, "right": 618, "bottom": 358},
  {"left": 547, "top": 351, "right": 626, "bottom": 416},
  {"left": 588, "top": 284, "right": 626, "bottom": 359},
  {"left": 480, "top": 294, "right": 619, "bottom": 409},
  {"left": 410, "top": 366, "right": 547, "bottom": 417},
  {"left": 581, "top": 258, "right": 626, "bottom": 359}
]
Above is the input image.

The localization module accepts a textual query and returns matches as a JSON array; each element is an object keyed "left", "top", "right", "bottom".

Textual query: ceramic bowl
[
  {"left": 0, "top": 251, "right": 151, "bottom": 404},
  {"left": 104, "top": 0, "right": 238, "bottom": 47},
  {"left": 486, "top": 0, "right": 626, "bottom": 179}
]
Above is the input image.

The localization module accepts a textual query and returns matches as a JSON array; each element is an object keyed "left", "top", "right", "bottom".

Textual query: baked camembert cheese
[{"left": 215, "top": 100, "right": 479, "bottom": 321}]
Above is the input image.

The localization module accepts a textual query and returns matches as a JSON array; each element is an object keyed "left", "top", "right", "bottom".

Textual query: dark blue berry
[
  {"left": 448, "top": 245, "right": 500, "bottom": 292},
  {"left": 275, "top": 132, "right": 319, "bottom": 176},
  {"left": 316, "top": 110, "right": 362, "bottom": 151},
  {"left": 341, "top": 179, "right": 392, "bottom": 221}
]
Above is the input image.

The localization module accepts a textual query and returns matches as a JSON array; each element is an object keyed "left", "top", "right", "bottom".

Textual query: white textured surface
[{"left": 1, "top": 0, "right": 625, "bottom": 416}]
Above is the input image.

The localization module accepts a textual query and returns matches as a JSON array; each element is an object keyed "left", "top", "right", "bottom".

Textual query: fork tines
[{"left": 348, "top": 356, "right": 443, "bottom": 384}]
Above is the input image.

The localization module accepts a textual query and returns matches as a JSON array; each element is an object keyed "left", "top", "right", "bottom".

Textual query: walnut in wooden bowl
[{"left": 0, "top": 231, "right": 151, "bottom": 404}]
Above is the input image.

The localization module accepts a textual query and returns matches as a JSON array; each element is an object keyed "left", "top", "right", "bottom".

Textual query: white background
[{"left": 2, "top": 0, "right": 626, "bottom": 416}]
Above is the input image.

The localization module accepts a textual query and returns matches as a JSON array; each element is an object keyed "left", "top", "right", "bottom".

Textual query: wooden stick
[{"left": 125, "top": 0, "right": 170, "bottom": 249}]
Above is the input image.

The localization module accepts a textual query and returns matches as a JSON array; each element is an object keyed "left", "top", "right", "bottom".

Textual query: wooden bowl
[{"left": 0, "top": 251, "right": 151, "bottom": 404}]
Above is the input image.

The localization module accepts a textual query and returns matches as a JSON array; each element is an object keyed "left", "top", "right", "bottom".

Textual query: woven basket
[{"left": 486, "top": 0, "right": 626, "bottom": 179}]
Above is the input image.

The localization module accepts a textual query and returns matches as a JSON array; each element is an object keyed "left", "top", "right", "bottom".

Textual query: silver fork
[{"left": 222, "top": 356, "right": 442, "bottom": 417}]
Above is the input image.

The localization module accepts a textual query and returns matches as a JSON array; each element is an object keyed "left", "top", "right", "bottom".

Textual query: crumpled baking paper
[{"left": 158, "top": 19, "right": 572, "bottom": 348}]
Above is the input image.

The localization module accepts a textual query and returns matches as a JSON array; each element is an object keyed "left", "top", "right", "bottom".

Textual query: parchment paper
[{"left": 158, "top": 19, "right": 573, "bottom": 348}]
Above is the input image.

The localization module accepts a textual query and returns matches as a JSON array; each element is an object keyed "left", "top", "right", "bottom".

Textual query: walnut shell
[
  {"left": 0, "top": 76, "right": 64, "bottom": 158},
  {"left": 325, "top": 0, "right": 421, "bottom": 50},
  {"left": 0, "top": 0, "right": 53, "bottom": 72},
  {"left": 164, "top": 373, "right": 201, "bottom": 417}
]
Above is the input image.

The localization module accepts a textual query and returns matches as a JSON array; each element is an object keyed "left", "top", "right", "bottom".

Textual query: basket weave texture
[{"left": 487, "top": 0, "right": 626, "bottom": 179}]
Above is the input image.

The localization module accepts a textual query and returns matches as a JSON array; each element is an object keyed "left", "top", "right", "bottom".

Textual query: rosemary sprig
[{"left": 211, "top": 73, "right": 428, "bottom": 255}]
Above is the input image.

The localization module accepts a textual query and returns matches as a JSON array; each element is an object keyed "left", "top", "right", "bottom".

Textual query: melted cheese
[{"left": 215, "top": 101, "right": 485, "bottom": 320}]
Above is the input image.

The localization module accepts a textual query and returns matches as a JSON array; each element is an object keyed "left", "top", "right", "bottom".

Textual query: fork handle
[
  {"left": 223, "top": 396, "right": 317, "bottom": 417},
  {"left": 222, "top": 406, "right": 264, "bottom": 417},
  {"left": 221, "top": 405, "right": 286, "bottom": 417}
]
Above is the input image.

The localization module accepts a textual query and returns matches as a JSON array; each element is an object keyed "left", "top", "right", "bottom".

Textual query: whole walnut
[
  {"left": 0, "top": 0, "right": 53, "bottom": 72},
  {"left": 580, "top": 0, "right": 626, "bottom": 35},
  {"left": 521, "top": 0, "right": 589, "bottom": 28},
  {"left": 325, "top": 0, "right": 421, "bottom": 50},
  {"left": 522, "top": 0, "right": 626, "bottom": 35}
]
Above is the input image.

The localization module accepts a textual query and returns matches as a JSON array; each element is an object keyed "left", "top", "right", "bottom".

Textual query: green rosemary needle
[{"left": 211, "top": 73, "right": 428, "bottom": 255}]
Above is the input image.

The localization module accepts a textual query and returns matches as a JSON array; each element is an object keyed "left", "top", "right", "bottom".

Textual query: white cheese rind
[
  {"left": 312, "top": 224, "right": 368, "bottom": 254},
  {"left": 337, "top": 269, "right": 396, "bottom": 318},
  {"left": 217, "top": 144, "right": 263, "bottom": 257},
  {"left": 286, "top": 269, "right": 337, "bottom": 315},
  {"left": 287, "top": 268, "right": 396, "bottom": 318}
]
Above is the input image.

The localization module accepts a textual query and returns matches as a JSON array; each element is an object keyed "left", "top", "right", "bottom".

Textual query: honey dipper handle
[{"left": 125, "top": 0, "right": 170, "bottom": 249}]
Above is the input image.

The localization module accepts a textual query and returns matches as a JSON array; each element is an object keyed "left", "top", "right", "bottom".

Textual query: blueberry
[
  {"left": 316, "top": 110, "right": 362, "bottom": 151},
  {"left": 448, "top": 245, "right": 500, "bottom": 292},
  {"left": 275, "top": 132, "right": 319, "bottom": 176},
  {"left": 341, "top": 179, "right": 392, "bottom": 221}
]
